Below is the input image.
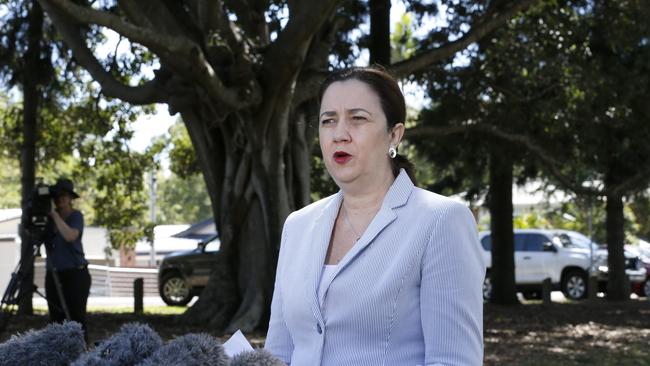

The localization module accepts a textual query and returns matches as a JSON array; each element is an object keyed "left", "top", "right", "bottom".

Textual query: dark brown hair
[{"left": 318, "top": 66, "right": 417, "bottom": 185}]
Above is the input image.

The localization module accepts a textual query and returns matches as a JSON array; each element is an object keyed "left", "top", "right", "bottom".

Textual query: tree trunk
[
  {"left": 178, "top": 99, "right": 312, "bottom": 332},
  {"left": 369, "top": 0, "right": 391, "bottom": 66},
  {"left": 487, "top": 152, "right": 519, "bottom": 304},
  {"left": 18, "top": 0, "right": 44, "bottom": 316},
  {"left": 605, "top": 191, "right": 629, "bottom": 300}
]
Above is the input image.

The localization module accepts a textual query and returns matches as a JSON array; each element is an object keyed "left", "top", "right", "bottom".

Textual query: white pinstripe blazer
[{"left": 265, "top": 170, "right": 485, "bottom": 366}]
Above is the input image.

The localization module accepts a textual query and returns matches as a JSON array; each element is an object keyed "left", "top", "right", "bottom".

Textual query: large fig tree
[{"left": 37, "top": 0, "right": 537, "bottom": 331}]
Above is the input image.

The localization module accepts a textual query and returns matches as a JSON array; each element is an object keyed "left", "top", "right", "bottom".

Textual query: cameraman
[{"left": 44, "top": 178, "right": 91, "bottom": 341}]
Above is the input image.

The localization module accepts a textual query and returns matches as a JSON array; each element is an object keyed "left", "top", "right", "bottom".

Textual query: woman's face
[
  {"left": 54, "top": 192, "right": 72, "bottom": 209},
  {"left": 319, "top": 79, "right": 402, "bottom": 186}
]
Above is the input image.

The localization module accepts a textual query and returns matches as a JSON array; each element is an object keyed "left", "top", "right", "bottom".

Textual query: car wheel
[
  {"left": 644, "top": 280, "right": 650, "bottom": 298},
  {"left": 160, "top": 273, "right": 192, "bottom": 306},
  {"left": 483, "top": 275, "right": 492, "bottom": 301},
  {"left": 562, "top": 269, "right": 587, "bottom": 300}
]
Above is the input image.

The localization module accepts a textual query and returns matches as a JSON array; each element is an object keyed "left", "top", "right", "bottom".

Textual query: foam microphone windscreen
[
  {"left": 0, "top": 321, "right": 86, "bottom": 366},
  {"left": 72, "top": 322, "right": 162, "bottom": 366},
  {"left": 230, "top": 349, "right": 287, "bottom": 366},
  {"left": 137, "top": 333, "right": 229, "bottom": 366}
]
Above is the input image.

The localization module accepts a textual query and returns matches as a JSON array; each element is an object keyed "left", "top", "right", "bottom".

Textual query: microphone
[
  {"left": 72, "top": 322, "right": 162, "bottom": 366},
  {"left": 0, "top": 321, "right": 85, "bottom": 366},
  {"left": 137, "top": 333, "right": 229, "bottom": 366},
  {"left": 230, "top": 349, "right": 287, "bottom": 366}
]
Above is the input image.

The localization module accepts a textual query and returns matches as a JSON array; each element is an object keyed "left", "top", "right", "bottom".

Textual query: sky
[{"left": 129, "top": 104, "right": 178, "bottom": 152}]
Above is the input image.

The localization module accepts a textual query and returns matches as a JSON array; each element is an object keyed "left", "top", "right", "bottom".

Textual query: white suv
[{"left": 479, "top": 229, "right": 646, "bottom": 301}]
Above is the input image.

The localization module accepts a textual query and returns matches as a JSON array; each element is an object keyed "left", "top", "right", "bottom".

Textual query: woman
[
  {"left": 44, "top": 178, "right": 91, "bottom": 341},
  {"left": 265, "top": 67, "right": 485, "bottom": 365}
]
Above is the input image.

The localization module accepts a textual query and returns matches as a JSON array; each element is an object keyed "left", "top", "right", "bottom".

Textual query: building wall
[
  {"left": 0, "top": 217, "right": 20, "bottom": 236},
  {"left": 0, "top": 236, "right": 19, "bottom": 294}
]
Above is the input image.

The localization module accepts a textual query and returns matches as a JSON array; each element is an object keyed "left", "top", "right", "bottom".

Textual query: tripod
[{"left": 0, "top": 234, "right": 70, "bottom": 332}]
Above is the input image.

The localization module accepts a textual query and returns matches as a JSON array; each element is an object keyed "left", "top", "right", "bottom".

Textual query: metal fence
[{"left": 34, "top": 262, "right": 159, "bottom": 297}]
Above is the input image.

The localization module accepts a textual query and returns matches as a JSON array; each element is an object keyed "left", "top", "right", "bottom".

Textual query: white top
[{"left": 318, "top": 264, "right": 339, "bottom": 307}]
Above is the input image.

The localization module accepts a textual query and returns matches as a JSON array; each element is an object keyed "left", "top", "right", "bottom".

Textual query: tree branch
[
  {"left": 262, "top": 0, "right": 340, "bottom": 85},
  {"left": 40, "top": 0, "right": 259, "bottom": 110},
  {"left": 40, "top": 0, "right": 192, "bottom": 54},
  {"left": 257, "top": 0, "right": 341, "bottom": 147},
  {"left": 390, "top": 0, "right": 540, "bottom": 78},
  {"left": 406, "top": 123, "right": 602, "bottom": 196},
  {"left": 224, "top": 0, "right": 269, "bottom": 45},
  {"left": 116, "top": 0, "right": 153, "bottom": 29},
  {"left": 196, "top": 0, "right": 222, "bottom": 34},
  {"left": 609, "top": 166, "right": 650, "bottom": 197},
  {"left": 38, "top": 0, "right": 167, "bottom": 105},
  {"left": 293, "top": 15, "right": 346, "bottom": 106}
]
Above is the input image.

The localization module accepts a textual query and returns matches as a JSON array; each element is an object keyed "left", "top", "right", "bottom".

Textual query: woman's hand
[
  {"left": 49, "top": 200, "right": 59, "bottom": 218},
  {"left": 49, "top": 209, "right": 80, "bottom": 243}
]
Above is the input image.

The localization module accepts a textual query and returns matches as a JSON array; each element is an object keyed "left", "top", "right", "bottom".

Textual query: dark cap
[{"left": 52, "top": 178, "right": 80, "bottom": 199}]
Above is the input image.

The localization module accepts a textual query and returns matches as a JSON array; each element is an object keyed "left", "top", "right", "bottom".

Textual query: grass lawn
[{"left": 32, "top": 305, "right": 188, "bottom": 315}]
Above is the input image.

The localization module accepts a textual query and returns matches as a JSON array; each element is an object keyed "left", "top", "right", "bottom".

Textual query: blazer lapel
[
  {"left": 306, "top": 169, "right": 415, "bottom": 319},
  {"left": 330, "top": 170, "right": 415, "bottom": 280},
  {"left": 308, "top": 192, "right": 343, "bottom": 322}
]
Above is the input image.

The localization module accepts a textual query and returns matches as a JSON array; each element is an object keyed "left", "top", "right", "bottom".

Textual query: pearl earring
[{"left": 388, "top": 146, "right": 397, "bottom": 158}]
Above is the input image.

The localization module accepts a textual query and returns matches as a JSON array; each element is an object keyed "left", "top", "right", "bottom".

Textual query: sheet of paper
[{"left": 223, "top": 329, "right": 254, "bottom": 357}]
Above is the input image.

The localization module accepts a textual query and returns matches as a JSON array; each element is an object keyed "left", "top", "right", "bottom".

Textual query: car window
[
  {"left": 564, "top": 232, "right": 597, "bottom": 250},
  {"left": 204, "top": 238, "right": 221, "bottom": 253},
  {"left": 514, "top": 234, "right": 526, "bottom": 251},
  {"left": 482, "top": 234, "right": 525, "bottom": 251},
  {"left": 523, "top": 234, "right": 548, "bottom": 252},
  {"left": 555, "top": 234, "right": 573, "bottom": 248},
  {"left": 481, "top": 235, "right": 491, "bottom": 251}
]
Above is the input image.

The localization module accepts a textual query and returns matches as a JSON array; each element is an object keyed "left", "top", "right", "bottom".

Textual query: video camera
[{"left": 25, "top": 180, "right": 55, "bottom": 234}]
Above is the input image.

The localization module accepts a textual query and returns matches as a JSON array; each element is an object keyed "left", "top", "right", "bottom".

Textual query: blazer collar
[
  {"left": 308, "top": 169, "right": 414, "bottom": 321},
  {"left": 378, "top": 168, "right": 414, "bottom": 210}
]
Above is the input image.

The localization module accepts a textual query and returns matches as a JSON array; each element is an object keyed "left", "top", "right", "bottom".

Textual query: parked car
[
  {"left": 592, "top": 249, "right": 648, "bottom": 294},
  {"left": 158, "top": 234, "right": 221, "bottom": 306},
  {"left": 481, "top": 229, "right": 647, "bottom": 301},
  {"left": 625, "top": 244, "right": 650, "bottom": 297}
]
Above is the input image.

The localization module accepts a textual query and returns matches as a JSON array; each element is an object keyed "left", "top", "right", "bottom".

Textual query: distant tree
[
  {"left": 0, "top": 0, "right": 158, "bottom": 312},
  {"left": 629, "top": 193, "right": 650, "bottom": 241},
  {"left": 146, "top": 120, "right": 212, "bottom": 225},
  {"left": 563, "top": 0, "right": 650, "bottom": 299},
  {"left": 0, "top": 156, "right": 21, "bottom": 208},
  {"left": 408, "top": 0, "right": 650, "bottom": 301},
  {"left": 155, "top": 173, "right": 212, "bottom": 225},
  {"left": 1, "top": 0, "right": 52, "bottom": 315}
]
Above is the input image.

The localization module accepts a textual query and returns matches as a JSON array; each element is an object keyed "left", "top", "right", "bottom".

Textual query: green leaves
[
  {"left": 166, "top": 121, "right": 200, "bottom": 178},
  {"left": 391, "top": 12, "right": 417, "bottom": 62}
]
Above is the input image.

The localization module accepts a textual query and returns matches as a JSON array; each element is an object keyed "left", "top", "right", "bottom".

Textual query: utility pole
[
  {"left": 149, "top": 171, "right": 157, "bottom": 267},
  {"left": 18, "top": 1, "right": 45, "bottom": 315}
]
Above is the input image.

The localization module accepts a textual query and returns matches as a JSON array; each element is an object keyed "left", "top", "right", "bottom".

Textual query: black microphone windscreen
[
  {"left": 230, "top": 349, "right": 286, "bottom": 366},
  {"left": 137, "top": 333, "right": 229, "bottom": 366},
  {"left": 72, "top": 322, "right": 162, "bottom": 366},
  {"left": 0, "top": 321, "right": 85, "bottom": 366}
]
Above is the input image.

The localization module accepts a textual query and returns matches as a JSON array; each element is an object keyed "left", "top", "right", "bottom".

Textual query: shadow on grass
[{"left": 484, "top": 299, "right": 650, "bottom": 365}]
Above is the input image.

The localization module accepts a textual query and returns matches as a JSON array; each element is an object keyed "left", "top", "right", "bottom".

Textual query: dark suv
[{"left": 158, "top": 234, "right": 221, "bottom": 306}]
